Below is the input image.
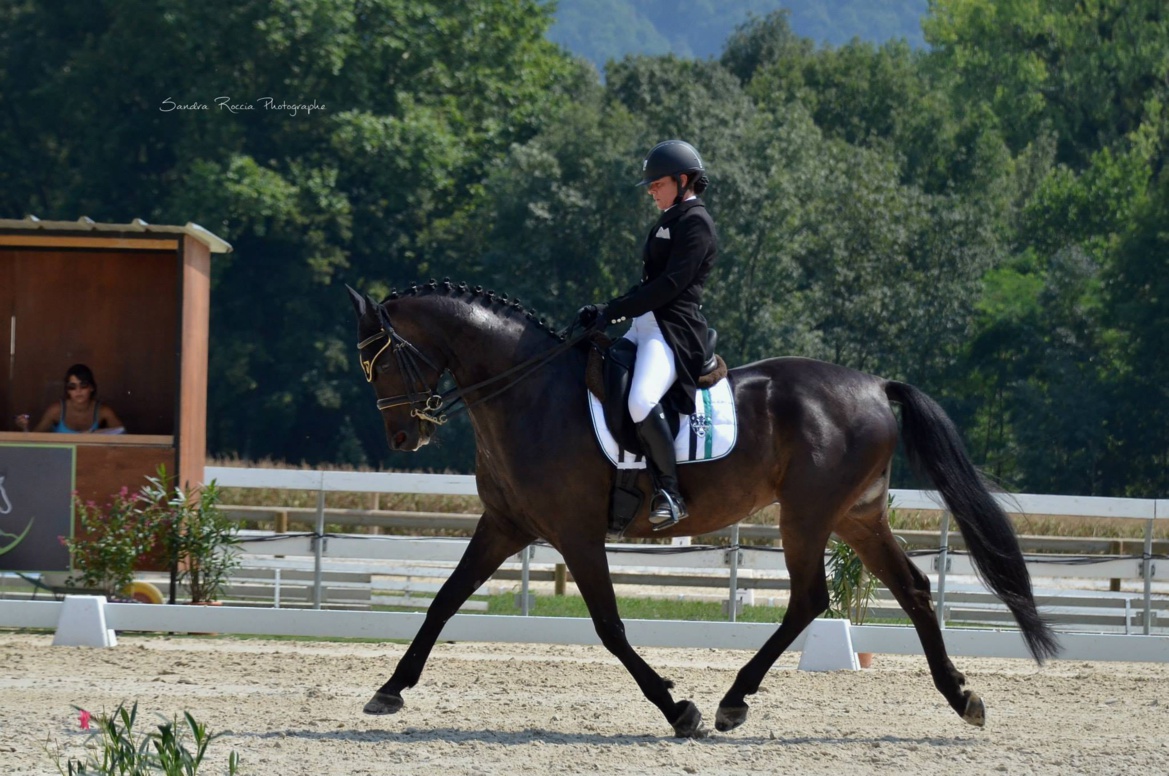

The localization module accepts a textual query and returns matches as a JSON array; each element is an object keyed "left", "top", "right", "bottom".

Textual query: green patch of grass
[{"left": 482, "top": 592, "right": 789, "bottom": 622}]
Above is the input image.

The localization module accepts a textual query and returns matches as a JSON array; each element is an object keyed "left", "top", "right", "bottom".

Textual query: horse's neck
[
  {"left": 443, "top": 320, "right": 516, "bottom": 385},
  {"left": 426, "top": 298, "right": 578, "bottom": 434},
  {"left": 416, "top": 299, "right": 539, "bottom": 381}
]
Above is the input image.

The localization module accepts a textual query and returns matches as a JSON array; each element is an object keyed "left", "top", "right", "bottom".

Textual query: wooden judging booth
[{"left": 0, "top": 217, "right": 231, "bottom": 516}]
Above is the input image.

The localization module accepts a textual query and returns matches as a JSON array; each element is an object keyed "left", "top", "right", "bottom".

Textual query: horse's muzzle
[{"left": 387, "top": 420, "right": 434, "bottom": 452}]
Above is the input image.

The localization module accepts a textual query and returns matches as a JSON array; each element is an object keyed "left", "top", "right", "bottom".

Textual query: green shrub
[
  {"left": 66, "top": 489, "right": 154, "bottom": 599},
  {"left": 141, "top": 469, "right": 241, "bottom": 604},
  {"left": 54, "top": 702, "right": 239, "bottom": 775}
]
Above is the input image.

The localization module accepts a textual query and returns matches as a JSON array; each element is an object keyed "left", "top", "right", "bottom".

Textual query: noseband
[
  {"left": 357, "top": 303, "right": 589, "bottom": 426},
  {"left": 357, "top": 306, "right": 449, "bottom": 424}
]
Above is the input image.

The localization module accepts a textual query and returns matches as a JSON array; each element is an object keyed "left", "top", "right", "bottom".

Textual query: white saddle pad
[{"left": 588, "top": 378, "right": 737, "bottom": 469}]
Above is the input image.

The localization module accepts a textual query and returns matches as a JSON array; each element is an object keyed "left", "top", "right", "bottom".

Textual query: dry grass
[
  {"left": 889, "top": 509, "right": 1168, "bottom": 540},
  {"left": 742, "top": 504, "right": 1166, "bottom": 540},
  {"left": 209, "top": 458, "right": 1166, "bottom": 541},
  {"left": 207, "top": 457, "right": 482, "bottom": 514}
]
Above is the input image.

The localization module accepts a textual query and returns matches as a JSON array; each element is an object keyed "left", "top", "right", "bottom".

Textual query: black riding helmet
[{"left": 637, "top": 139, "right": 705, "bottom": 206}]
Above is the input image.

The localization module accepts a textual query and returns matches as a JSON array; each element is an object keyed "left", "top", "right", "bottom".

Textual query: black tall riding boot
[{"left": 634, "top": 405, "right": 688, "bottom": 529}]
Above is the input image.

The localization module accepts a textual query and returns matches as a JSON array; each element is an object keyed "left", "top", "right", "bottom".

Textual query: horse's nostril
[{"left": 393, "top": 431, "right": 409, "bottom": 448}]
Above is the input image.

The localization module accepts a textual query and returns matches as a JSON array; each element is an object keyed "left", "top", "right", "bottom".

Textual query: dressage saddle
[
  {"left": 589, "top": 329, "right": 725, "bottom": 536},
  {"left": 599, "top": 328, "right": 721, "bottom": 454}
]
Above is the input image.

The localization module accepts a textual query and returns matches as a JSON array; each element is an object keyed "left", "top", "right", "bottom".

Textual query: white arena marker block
[
  {"left": 797, "top": 618, "right": 858, "bottom": 672},
  {"left": 52, "top": 595, "right": 118, "bottom": 648}
]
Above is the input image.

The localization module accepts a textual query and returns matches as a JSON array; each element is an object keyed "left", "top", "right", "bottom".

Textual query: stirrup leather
[{"left": 648, "top": 490, "right": 687, "bottom": 530}]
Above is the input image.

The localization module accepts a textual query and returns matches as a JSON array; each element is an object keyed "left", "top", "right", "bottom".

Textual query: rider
[{"left": 576, "top": 139, "right": 718, "bottom": 529}]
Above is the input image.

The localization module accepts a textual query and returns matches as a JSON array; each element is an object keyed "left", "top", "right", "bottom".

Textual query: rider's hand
[{"left": 575, "top": 303, "right": 608, "bottom": 331}]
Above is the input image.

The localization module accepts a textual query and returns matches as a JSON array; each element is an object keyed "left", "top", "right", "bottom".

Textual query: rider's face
[{"left": 647, "top": 175, "right": 685, "bottom": 210}]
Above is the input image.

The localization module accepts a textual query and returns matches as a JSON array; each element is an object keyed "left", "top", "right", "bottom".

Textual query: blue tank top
[{"left": 53, "top": 400, "right": 101, "bottom": 433}]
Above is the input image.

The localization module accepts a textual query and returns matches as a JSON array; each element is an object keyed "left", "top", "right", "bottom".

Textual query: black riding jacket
[{"left": 604, "top": 198, "right": 717, "bottom": 415}]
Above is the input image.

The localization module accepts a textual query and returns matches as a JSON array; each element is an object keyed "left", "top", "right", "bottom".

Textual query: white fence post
[
  {"left": 935, "top": 511, "right": 951, "bottom": 629},
  {"left": 520, "top": 545, "right": 532, "bottom": 615},
  {"left": 727, "top": 524, "right": 740, "bottom": 623},
  {"left": 1144, "top": 518, "right": 1154, "bottom": 636},
  {"left": 313, "top": 489, "right": 325, "bottom": 610}
]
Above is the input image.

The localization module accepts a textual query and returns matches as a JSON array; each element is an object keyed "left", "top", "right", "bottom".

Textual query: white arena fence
[{"left": 1, "top": 466, "right": 1166, "bottom": 663}]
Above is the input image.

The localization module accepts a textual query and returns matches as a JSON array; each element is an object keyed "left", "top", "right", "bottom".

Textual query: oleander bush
[{"left": 53, "top": 702, "right": 239, "bottom": 775}]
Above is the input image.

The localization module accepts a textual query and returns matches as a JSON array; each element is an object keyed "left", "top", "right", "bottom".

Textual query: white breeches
[{"left": 622, "top": 312, "right": 678, "bottom": 424}]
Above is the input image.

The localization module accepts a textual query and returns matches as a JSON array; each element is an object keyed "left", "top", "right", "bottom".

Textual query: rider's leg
[
  {"left": 626, "top": 313, "right": 678, "bottom": 424},
  {"left": 635, "top": 404, "right": 687, "bottom": 527},
  {"left": 626, "top": 315, "right": 686, "bottom": 527}
]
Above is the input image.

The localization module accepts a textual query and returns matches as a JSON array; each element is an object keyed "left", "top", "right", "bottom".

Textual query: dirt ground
[{"left": 1, "top": 632, "right": 1166, "bottom": 775}]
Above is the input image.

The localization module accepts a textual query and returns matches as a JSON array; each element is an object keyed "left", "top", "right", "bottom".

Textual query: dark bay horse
[{"left": 346, "top": 281, "right": 1058, "bottom": 738}]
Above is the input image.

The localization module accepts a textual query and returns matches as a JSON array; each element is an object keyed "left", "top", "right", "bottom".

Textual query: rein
[{"left": 358, "top": 304, "right": 588, "bottom": 425}]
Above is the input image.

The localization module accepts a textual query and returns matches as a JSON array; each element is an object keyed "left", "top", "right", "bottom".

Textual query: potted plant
[
  {"left": 825, "top": 536, "right": 879, "bottom": 667},
  {"left": 66, "top": 488, "right": 154, "bottom": 600},
  {"left": 142, "top": 468, "right": 240, "bottom": 604}
]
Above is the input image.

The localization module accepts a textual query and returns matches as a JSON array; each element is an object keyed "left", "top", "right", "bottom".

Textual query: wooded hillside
[{"left": 546, "top": 0, "right": 928, "bottom": 67}]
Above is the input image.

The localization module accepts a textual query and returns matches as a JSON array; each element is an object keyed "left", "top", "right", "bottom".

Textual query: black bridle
[{"left": 357, "top": 303, "right": 588, "bottom": 425}]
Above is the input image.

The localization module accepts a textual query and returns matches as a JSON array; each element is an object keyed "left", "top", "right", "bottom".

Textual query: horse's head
[{"left": 347, "top": 285, "right": 443, "bottom": 452}]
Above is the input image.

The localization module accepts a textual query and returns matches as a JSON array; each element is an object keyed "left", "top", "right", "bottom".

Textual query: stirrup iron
[{"left": 648, "top": 491, "right": 687, "bottom": 531}]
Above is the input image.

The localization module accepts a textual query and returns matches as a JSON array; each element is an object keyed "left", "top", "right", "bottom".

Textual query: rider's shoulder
[{"left": 676, "top": 202, "right": 715, "bottom": 231}]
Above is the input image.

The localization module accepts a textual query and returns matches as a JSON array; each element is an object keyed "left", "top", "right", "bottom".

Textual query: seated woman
[{"left": 15, "top": 364, "right": 125, "bottom": 434}]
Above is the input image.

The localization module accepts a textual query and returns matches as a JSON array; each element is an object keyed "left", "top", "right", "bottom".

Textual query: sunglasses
[{"left": 66, "top": 381, "right": 91, "bottom": 390}]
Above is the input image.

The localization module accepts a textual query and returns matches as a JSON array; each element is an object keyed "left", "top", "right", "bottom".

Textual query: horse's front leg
[
  {"left": 558, "top": 537, "right": 704, "bottom": 738},
  {"left": 364, "top": 513, "right": 532, "bottom": 715}
]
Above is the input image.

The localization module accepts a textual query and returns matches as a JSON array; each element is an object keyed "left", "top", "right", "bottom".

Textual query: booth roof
[{"left": 0, "top": 216, "right": 232, "bottom": 253}]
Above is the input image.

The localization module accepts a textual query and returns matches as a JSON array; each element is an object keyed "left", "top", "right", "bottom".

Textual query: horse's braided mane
[{"left": 381, "top": 278, "right": 565, "bottom": 341}]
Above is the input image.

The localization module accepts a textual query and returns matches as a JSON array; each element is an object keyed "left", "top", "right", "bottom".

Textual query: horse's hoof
[
  {"left": 670, "top": 700, "right": 704, "bottom": 738},
  {"left": 363, "top": 692, "right": 404, "bottom": 715},
  {"left": 715, "top": 703, "right": 749, "bottom": 732},
  {"left": 962, "top": 692, "right": 985, "bottom": 727}
]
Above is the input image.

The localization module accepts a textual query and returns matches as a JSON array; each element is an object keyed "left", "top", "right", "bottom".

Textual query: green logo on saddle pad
[{"left": 697, "top": 389, "right": 714, "bottom": 459}]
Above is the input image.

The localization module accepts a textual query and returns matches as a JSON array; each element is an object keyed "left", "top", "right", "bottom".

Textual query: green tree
[
  {"left": 471, "top": 77, "right": 646, "bottom": 315},
  {"left": 924, "top": 0, "right": 1169, "bottom": 168},
  {"left": 1101, "top": 172, "right": 1169, "bottom": 496},
  {"left": 0, "top": 0, "right": 576, "bottom": 467}
]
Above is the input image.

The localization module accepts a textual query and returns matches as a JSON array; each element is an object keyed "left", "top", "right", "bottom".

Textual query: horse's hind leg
[
  {"left": 715, "top": 521, "right": 834, "bottom": 732},
  {"left": 364, "top": 513, "right": 532, "bottom": 715},
  {"left": 834, "top": 519, "right": 985, "bottom": 726},
  {"left": 557, "top": 536, "right": 704, "bottom": 738}
]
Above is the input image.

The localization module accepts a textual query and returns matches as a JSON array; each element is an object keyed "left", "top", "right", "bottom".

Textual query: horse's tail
[{"left": 885, "top": 380, "right": 1060, "bottom": 664}]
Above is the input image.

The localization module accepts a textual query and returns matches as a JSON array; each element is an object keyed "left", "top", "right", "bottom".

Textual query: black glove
[{"left": 575, "top": 303, "right": 608, "bottom": 331}]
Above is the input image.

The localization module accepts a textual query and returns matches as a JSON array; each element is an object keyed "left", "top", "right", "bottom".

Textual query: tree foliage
[{"left": 2, "top": 0, "right": 1166, "bottom": 496}]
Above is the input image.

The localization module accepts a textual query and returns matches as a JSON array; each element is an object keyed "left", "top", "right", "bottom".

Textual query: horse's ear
[{"left": 345, "top": 285, "right": 367, "bottom": 318}]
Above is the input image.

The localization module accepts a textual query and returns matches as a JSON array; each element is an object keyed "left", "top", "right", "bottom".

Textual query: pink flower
[{"left": 78, "top": 709, "right": 91, "bottom": 730}]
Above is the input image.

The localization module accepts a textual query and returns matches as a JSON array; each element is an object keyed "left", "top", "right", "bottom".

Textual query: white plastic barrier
[{"left": 3, "top": 598, "right": 1167, "bottom": 662}]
